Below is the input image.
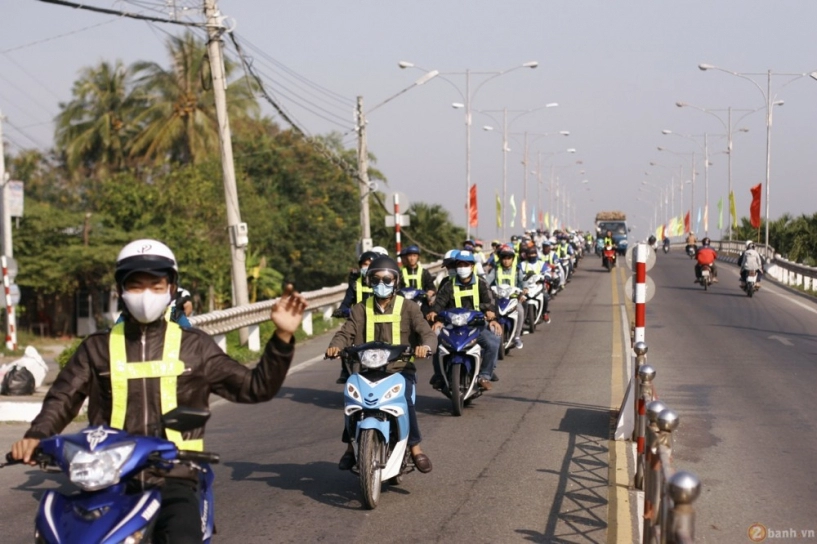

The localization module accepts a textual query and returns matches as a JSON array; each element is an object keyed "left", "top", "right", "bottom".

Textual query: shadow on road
[
  {"left": 275, "top": 386, "right": 344, "bottom": 411},
  {"left": 6, "top": 467, "right": 74, "bottom": 503},
  {"left": 224, "top": 460, "right": 409, "bottom": 510},
  {"left": 517, "top": 407, "right": 609, "bottom": 543}
]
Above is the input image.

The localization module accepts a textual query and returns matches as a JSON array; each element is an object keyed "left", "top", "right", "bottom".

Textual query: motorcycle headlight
[
  {"left": 381, "top": 383, "right": 403, "bottom": 402},
  {"left": 495, "top": 285, "right": 512, "bottom": 298},
  {"left": 401, "top": 290, "right": 416, "bottom": 300},
  {"left": 65, "top": 442, "right": 135, "bottom": 491},
  {"left": 360, "top": 349, "right": 390, "bottom": 369},
  {"left": 449, "top": 313, "right": 469, "bottom": 327}
]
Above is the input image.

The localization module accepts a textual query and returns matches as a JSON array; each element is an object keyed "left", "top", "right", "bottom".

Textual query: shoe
[
  {"left": 543, "top": 313, "right": 551, "bottom": 324},
  {"left": 713, "top": 278, "right": 719, "bottom": 283},
  {"left": 491, "top": 372, "right": 499, "bottom": 382},
  {"left": 477, "top": 378, "right": 492, "bottom": 391},
  {"left": 739, "top": 282, "right": 746, "bottom": 288},
  {"left": 429, "top": 374, "right": 444, "bottom": 390},
  {"left": 512, "top": 337, "right": 523, "bottom": 349},
  {"left": 338, "top": 450, "right": 356, "bottom": 471},
  {"left": 412, "top": 452, "right": 433, "bottom": 473}
]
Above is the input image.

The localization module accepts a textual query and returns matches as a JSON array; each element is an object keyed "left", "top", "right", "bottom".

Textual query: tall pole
[
  {"left": 0, "top": 112, "right": 11, "bottom": 258},
  {"left": 727, "top": 107, "right": 733, "bottom": 240},
  {"left": 204, "top": 0, "right": 250, "bottom": 344},
  {"left": 690, "top": 152, "right": 695, "bottom": 233},
  {"left": 536, "top": 152, "right": 542, "bottom": 230},
  {"left": 522, "top": 131, "right": 529, "bottom": 230},
  {"left": 501, "top": 108, "right": 508, "bottom": 240},
  {"left": 704, "top": 133, "right": 709, "bottom": 237},
  {"left": 465, "top": 69, "right": 472, "bottom": 239},
  {"left": 549, "top": 163, "right": 554, "bottom": 232},
  {"left": 763, "top": 70, "right": 773, "bottom": 258},
  {"left": 356, "top": 96, "right": 372, "bottom": 252}
]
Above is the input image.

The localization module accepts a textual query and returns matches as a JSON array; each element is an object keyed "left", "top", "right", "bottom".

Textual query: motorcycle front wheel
[
  {"left": 450, "top": 363, "right": 465, "bottom": 417},
  {"left": 358, "top": 429, "right": 383, "bottom": 509},
  {"left": 526, "top": 304, "right": 537, "bottom": 334}
]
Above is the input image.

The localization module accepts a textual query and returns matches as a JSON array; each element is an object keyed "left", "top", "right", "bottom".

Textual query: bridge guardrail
[{"left": 189, "top": 260, "right": 444, "bottom": 352}]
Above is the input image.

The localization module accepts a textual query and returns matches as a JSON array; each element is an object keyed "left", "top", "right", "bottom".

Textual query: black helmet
[
  {"left": 366, "top": 256, "right": 400, "bottom": 287},
  {"left": 498, "top": 244, "right": 516, "bottom": 258},
  {"left": 358, "top": 251, "right": 379, "bottom": 266},
  {"left": 702, "top": 237, "right": 711, "bottom": 247}
]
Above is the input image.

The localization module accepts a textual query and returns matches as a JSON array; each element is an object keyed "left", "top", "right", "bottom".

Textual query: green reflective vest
[
  {"left": 356, "top": 275, "right": 373, "bottom": 303},
  {"left": 401, "top": 264, "right": 423, "bottom": 288},
  {"left": 453, "top": 279, "right": 480, "bottom": 308},
  {"left": 364, "top": 296, "right": 404, "bottom": 343}
]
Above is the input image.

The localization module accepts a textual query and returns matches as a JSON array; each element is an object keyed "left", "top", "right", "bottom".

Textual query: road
[{"left": 1, "top": 250, "right": 814, "bottom": 543}]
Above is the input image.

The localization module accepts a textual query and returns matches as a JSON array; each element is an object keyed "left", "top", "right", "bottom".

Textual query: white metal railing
[{"left": 189, "top": 260, "right": 444, "bottom": 352}]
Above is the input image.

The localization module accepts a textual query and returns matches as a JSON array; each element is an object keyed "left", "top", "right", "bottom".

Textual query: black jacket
[{"left": 432, "top": 276, "right": 496, "bottom": 314}]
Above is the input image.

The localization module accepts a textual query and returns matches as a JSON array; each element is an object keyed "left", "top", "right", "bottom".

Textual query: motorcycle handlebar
[
  {"left": 177, "top": 450, "right": 220, "bottom": 465},
  {"left": 3, "top": 450, "right": 52, "bottom": 467}
]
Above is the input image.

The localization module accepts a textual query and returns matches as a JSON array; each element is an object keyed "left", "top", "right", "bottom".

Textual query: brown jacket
[
  {"left": 25, "top": 319, "right": 294, "bottom": 445},
  {"left": 328, "top": 295, "right": 437, "bottom": 373}
]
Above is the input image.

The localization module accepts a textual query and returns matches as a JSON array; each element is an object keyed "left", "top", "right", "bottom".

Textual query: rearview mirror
[{"left": 163, "top": 407, "right": 211, "bottom": 433}]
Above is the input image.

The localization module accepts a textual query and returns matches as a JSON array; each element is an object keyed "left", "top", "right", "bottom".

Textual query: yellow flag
[
  {"left": 496, "top": 191, "right": 502, "bottom": 228},
  {"left": 729, "top": 191, "right": 738, "bottom": 229},
  {"left": 544, "top": 212, "right": 550, "bottom": 230}
]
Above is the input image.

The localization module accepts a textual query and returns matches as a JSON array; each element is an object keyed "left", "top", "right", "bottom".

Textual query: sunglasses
[{"left": 370, "top": 275, "right": 396, "bottom": 285}]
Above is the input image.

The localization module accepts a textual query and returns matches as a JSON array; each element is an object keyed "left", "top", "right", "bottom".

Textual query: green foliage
[
  {"left": 58, "top": 338, "right": 84, "bottom": 369},
  {"left": 733, "top": 213, "right": 817, "bottom": 266}
]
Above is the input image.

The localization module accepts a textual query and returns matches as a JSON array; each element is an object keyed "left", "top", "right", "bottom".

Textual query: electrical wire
[
  {"left": 4, "top": 117, "right": 49, "bottom": 149},
  {"left": 35, "top": 0, "right": 206, "bottom": 27},
  {"left": 0, "top": 18, "right": 122, "bottom": 54}
]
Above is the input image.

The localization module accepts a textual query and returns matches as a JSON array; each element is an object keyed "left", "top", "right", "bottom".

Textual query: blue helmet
[
  {"left": 455, "top": 250, "right": 476, "bottom": 264},
  {"left": 400, "top": 245, "right": 420, "bottom": 257}
]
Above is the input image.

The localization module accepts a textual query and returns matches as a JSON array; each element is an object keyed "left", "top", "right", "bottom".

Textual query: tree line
[
  {"left": 732, "top": 213, "right": 817, "bottom": 266},
  {"left": 6, "top": 32, "right": 465, "bottom": 316}
]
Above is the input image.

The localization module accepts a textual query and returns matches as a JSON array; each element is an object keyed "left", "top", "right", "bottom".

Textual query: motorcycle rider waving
[
  {"left": 325, "top": 256, "right": 437, "bottom": 474},
  {"left": 10, "top": 240, "right": 306, "bottom": 543}
]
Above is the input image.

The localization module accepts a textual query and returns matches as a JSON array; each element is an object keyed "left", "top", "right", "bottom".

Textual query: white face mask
[
  {"left": 122, "top": 289, "right": 172, "bottom": 324},
  {"left": 456, "top": 266, "right": 472, "bottom": 279}
]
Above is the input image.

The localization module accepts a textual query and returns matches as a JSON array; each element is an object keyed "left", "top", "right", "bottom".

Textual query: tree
[
  {"left": 54, "top": 60, "right": 143, "bottom": 176},
  {"left": 130, "top": 31, "right": 259, "bottom": 165}
]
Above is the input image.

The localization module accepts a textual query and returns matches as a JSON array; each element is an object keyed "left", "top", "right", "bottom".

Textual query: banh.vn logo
[{"left": 748, "top": 523, "right": 816, "bottom": 542}]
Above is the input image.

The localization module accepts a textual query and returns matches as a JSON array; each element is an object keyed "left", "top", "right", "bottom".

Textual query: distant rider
[
  {"left": 738, "top": 241, "right": 764, "bottom": 288},
  {"left": 694, "top": 237, "right": 718, "bottom": 283}
]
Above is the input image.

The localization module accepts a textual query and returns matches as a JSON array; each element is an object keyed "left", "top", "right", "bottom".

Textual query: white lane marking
[
  {"left": 768, "top": 335, "right": 794, "bottom": 346},
  {"left": 620, "top": 305, "right": 632, "bottom": 383}
]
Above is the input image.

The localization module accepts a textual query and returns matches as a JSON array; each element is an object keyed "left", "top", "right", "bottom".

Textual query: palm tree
[
  {"left": 55, "top": 60, "right": 142, "bottom": 175},
  {"left": 130, "top": 31, "right": 259, "bottom": 164},
  {"left": 404, "top": 202, "right": 467, "bottom": 256}
]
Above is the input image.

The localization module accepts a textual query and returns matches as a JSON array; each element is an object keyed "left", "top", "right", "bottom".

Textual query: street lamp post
[
  {"left": 675, "top": 102, "right": 759, "bottom": 240},
  {"left": 698, "top": 64, "right": 817, "bottom": 256},
  {"left": 657, "top": 147, "right": 698, "bottom": 232},
  {"left": 400, "top": 60, "right": 539, "bottom": 238}
]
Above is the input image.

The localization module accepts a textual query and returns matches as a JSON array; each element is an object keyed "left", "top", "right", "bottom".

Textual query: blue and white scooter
[
  {"left": 436, "top": 308, "right": 486, "bottom": 416},
  {"left": 2, "top": 407, "right": 218, "bottom": 543},
  {"left": 342, "top": 342, "right": 415, "bottom": 509},
  {"left": 491, "top": 283, "right": 522, "bottom": 360}
]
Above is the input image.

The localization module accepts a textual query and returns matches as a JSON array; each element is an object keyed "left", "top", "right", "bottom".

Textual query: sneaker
[
  {"left": 338, "top": 450, "right": 356, "bottom": 471},
  {"left": 512, "top": 337, "right": 524, "bottom": 349},
  {"left": 429, "top": 374, "right": 444, "bottom": 390},
  {"left": 543, "top": 313, "right": 551, "bottom": 324}
]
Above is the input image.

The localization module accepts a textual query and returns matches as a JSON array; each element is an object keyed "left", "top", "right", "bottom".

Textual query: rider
[
  {"left": 685, "top": 231, "right": 698, "bottom": 254},
  {"left": 485, "top": 244, "right": 525, "bottom": 350},
  {"left": 426, "top": 251, "right": 501, "bottom": 390},
  {"left": 10, "top": 239, "right": 306, "bottom": 543},
  {"left": 738, "top": 241, "right": 764, "bottom": 287},
  {"left": 694, "top": 237, "right": 719, "bottom": 283},
  {"left": 463, "top": 239, "right": 486, "bottom": 276},
  {"left": 325, "top": 256, "right": 437, "bottom": 474},
  {"left": 399, "top": 245, "right": 436, "bottom": 300},
  {"left": 520, "top": 243, "right": 551, "bottom": 323},
  {"left": 556, "top": 235, "right": 575, "bottom": 280},
  {"left": 338, "top": 251, "right": 379, "bottom": 314},
  {"left": 603, "top": 230, "right": 614, "bottom": 247}
]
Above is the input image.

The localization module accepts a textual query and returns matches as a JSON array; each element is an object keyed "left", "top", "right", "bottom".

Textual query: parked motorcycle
[
  {"left": 435, "top": 308, "right": 486, "bottom": 416},
  {"left": 522, "top": 273, "right": 546, "bottom": 333},
  {"left": 491, "top": 283, "right": 522, "bottom": 360},
  {"left": 1, "top": 407, "right": 218, "bottom": 543},
  {"left": 342, "top": 342, "right": 415, "bottom": 509},
  {"left": 602, "top": 245, "right": 617, "bottom": 272},
  {"left": 744, "top": 270, "right": 761, "bottom": 297}
]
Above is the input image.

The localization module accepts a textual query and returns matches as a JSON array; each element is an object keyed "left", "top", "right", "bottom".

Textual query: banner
[
  {"left": 496, "top": 191, "right": 502, "bottom": 228},
  {"left": 717, "top": 198, "right": 723, "bottom": 230},
  {"left": 729, "top": 190, "right": 738, "bottom": 229},
  {"left": 655, "top": 225, "right": 663, "bottom": 241},
  {"left": 684, "top": 211, "right": 691, "bottom": 233},
  {"left": 750, "top": 183, "right": 762, "bottom": 228},
  {"left": 469, "top": 184, "right": 478, "bottom": 228},
  {"left": 704, "top": 204, "right": 709, "bottom": 233},
  {"left": 675, "top": 214, "right": 684, "bottom": 236},
  {"left": 531, "top": 205, "right": 536, "bottom": 229},
  {"left": 696, "top": 207, "right": 701, "bottom": 233},
  {"left": 509, "top": 194, "right": 516, "bottom": 228},
  {"left": 544, "top": 212, "right": 550, "bottom": 231},
  {"left": 521, "top": 199, "right": 527, "bottom": 229}
]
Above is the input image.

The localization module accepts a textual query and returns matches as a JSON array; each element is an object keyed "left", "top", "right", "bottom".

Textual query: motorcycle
[
  {"left": 544, "top": 264, "right": 561, "bottom": 296},
  {"left": 685, "top": 244, "right": 697, "bottom": 259},
  {"left": 398, "top": 287, "right": 429, "bottom": 312},
  {"left": 1, "top": 407, "right": 219, "bottom": 543},
  {"left": 602, "top": 245, "right": 617, "bottom": 272},
  {"left": 698, "top": 264, "right": 713, "bottom": 290},
  {"left": 744, "top": 270, "right": 761, "bottom": 297},
  {"left": 435, "top": 308, "right": 486, "bottom": 417},
  {"left": 491, "top": 284, "right": 522, "bottom": 360},
  {"left": 522, "top": 273, "right": 546, "bottom": 333},
  {"left": 662, "top": 238, "right": 670, "bottom": 254},
  {"left": 341, "top": 342, "right": 415, "bottom": 509}
]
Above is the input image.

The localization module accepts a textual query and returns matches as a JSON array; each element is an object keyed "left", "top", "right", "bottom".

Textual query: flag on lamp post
[
  {"left": 684, "top": 211, "right": 691, "bottom": 233},
  {"left": 544, "top": 212, "right": 550, "bottom": 231},
  {"left": 696, "top": 207, "right": 702, "bottom": 232},
  {"left": 521, "top": 199, "right": 527, "bottom": 229},
  {"left": 468, "top": 184, "right": 478, "bottom": 228},
  {"left": 750, "top": 183, "right": 762, "bottom": 229},
  {"left": 717, "top": 198, "right": 723, "bottom": 230},
  {"left": 509, "top": 195, "right": 517, "bottom": 228},
  {"left": 729, "top": 190, "right": 738, "bottom": 229},
  {"left": 531, "top": 205, "right": 536, "bottom": 228},
  {"left": 704, "top": 204, "right": 709, "bottom": 232},
  {"left": 496, "top": 191, "right": 502, "bottom": 228}
]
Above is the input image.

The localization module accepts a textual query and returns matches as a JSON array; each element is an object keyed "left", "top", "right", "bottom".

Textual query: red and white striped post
[
  {"left": 394, "top": 193, "right": 402, "bottom": 267},
  {"left": 2, "top": 255, "right": 17, "bottom": 351},
  {"left": 634, "top": 243, "right": 647, "bottom": 346}
]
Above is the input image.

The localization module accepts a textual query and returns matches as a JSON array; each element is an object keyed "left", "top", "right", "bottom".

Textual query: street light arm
[
  {"left": 700, "top": 64, "right": 768, "bottom": 103},
  {"left": 398, "top": 62, "right": 466, "bottom": 102},
  {"left": 676, "top": 102, "right": 729, "bottom": 132},
  {"left": 508, "top": 103, "right": 558, "bottom": 126},
  {"left": 470, "top": 62, "right": 538, "bottom": 102},
  {"left": 367, "top": 70, "right": 440, "bottom": 115}
]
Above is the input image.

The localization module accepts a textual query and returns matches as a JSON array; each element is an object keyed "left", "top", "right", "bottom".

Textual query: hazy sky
[{"left": 5, "top": 1, "right": 817, "bottom": 240}]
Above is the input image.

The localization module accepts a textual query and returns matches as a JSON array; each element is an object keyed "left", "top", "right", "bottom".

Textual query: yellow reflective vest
[
  {"left": 356, "top": 275, "right": 373, "bottom": 303},
  {"left": 453, "top": 279, "right": 480, "bottom": 308},
  {"left": 401, "top": 264, "right": 423, "bottom": 289},
  {"left": 364, "top": 296, "right": 404, "bottom": 342}
]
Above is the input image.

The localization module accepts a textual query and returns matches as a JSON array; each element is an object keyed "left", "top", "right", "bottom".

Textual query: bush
[{"left": 57, "top": 338, "right": 84, "bottom": 369}]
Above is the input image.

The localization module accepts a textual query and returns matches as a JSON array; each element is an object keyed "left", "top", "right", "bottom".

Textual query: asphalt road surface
[{"left": 1, "top": 250, "right": 815, "bottom": 543}]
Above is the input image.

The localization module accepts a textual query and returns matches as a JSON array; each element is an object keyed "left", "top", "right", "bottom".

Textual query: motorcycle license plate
[
  {"left": 702, "top": 270, "right": 710, "bottom": 277},
  {"left": 747, "top": 274, "right": 757, "bottom": 283}
]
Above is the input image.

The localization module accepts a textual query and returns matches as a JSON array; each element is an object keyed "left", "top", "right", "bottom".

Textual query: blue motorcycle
[
  {"left": 342, "top": 342, "right": 414, "bottom": 509},
  {"left": 491, "top": 284, "right": 522, "bottom": 360},
  {"left": 2, "top": 407, "right": 218, "bottom": 543},
  {"left": 436, "top": 308, "right": 486, "bottom": 416}
]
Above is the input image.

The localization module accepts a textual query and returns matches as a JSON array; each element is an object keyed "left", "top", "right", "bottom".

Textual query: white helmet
[
  {"left": 115, "top": 239, "right": 178, "bottom": 286},
  {"left": 371, "top": 245, "right": 389, "bottom": 256},
  {"left": 745, "top": 240, "right": 753, "bottom": 248}
]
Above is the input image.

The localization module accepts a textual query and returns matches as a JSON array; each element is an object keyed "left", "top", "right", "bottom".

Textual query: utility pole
[
  {"left": 204, "top": 0, "right": 251, "bottom": 345},
  {"left": 522, "top": 131, "right": 528, "bottom": 230},
  {"left": 356, "top": 96, "right": 372, "bottom": 252},
  {"left": 0, "top": 111, "right": 11, "bottom": 258}
]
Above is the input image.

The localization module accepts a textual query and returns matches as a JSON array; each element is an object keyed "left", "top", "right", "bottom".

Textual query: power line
[
  {"left": 35, "top": 0, "right": 206, "bottom": 27},
  {"left": 4, "top": 117, "right": 49, "bottom": 149},
  {"left": 0, "top": 17, "right": 121, "bottom": 54}
]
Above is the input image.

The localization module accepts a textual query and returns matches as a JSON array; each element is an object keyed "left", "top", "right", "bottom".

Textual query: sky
[{"left": 4, "top": 1, "right": 817, "bottom": 241}]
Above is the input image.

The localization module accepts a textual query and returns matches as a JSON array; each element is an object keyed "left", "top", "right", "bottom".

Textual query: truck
[{"left": 595, "top": 211, "right": 629, "bottom": 255}]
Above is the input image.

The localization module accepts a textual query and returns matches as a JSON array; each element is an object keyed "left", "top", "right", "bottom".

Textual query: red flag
[
  {"left": 469, "top": 184, "right": 478, "bottom": 227},
  {"left": 684, "top": 211, "right": 690, "bottom": 233},
  {"left": 750, "top": 183, "right": 762, "bottom": 228}
]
